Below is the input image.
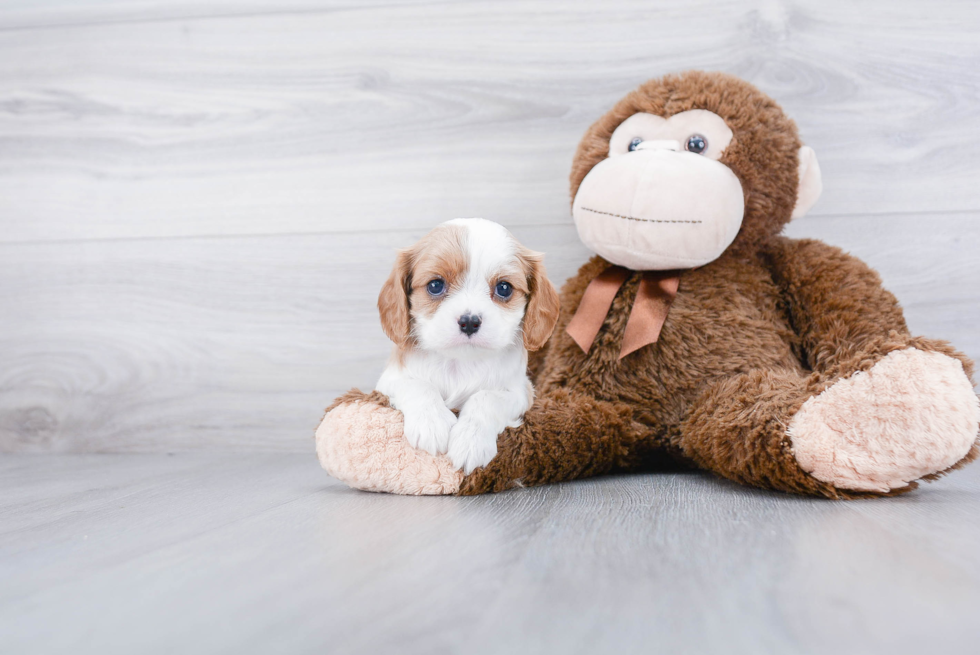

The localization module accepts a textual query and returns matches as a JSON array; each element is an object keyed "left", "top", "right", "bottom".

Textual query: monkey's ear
[
  {"left": 378, "top": 249, "right": 413, "bottom": 347},
  {"left": 519, "top": 249, "right": 561, "bottom": 351},
  {"left": 791, "top": 145, "right": 823, "bottom": 220}
]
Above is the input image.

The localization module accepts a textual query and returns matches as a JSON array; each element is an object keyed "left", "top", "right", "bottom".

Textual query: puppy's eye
[
  {"left": 628, "top": 137, "right": 643, "bottom": 152},
  {"left": 495, "top": 281, "right": 513, "bottom": 299},
  {"left": 685, "top": 134, "right": 707, "bottom": 154},
  {"left": 426, "top": 279, "right": 446, "bottom": 296}
]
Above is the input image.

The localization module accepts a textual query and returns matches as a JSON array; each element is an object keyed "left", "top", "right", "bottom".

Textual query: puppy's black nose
[{"left": 458, "top": 314, "right": 481, "bottom": 336}]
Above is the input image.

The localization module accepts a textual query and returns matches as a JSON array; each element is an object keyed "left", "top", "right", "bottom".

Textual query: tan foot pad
[
  {"left": 789, "top": 348, "right": 980, "bottom": 492},
  {"left": 315, "top": 401, "right": 463, "bottom": 495}
]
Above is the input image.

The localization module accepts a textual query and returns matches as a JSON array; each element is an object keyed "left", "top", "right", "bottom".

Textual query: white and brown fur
[{"left": 375, "top": 218, "right": 560, "bottom": 473}]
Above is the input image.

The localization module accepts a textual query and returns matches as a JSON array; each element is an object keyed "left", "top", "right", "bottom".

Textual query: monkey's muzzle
[{"left": 572, "top": 146, "right": 744, "bottom": 271}]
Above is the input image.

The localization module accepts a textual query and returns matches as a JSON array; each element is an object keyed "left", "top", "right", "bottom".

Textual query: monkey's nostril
[{"left": 458, "top": 314, "right": 481, "bottom": 336}]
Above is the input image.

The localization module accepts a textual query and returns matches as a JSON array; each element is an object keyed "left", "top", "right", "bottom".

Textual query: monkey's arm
[
  {"left": 764, "top": 236, "right": 976, "bottom": 377},
  {"left": 762, "top": 237, "right": 910, "bottom": 375}
]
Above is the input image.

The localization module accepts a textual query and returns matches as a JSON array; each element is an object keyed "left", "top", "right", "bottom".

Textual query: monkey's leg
[
  {"left": 680, "top": 369, "right": 850, "bottom": 497},
  {"left": 458, "top": 388, "right": 644, "bottom": 495},
  {"left": 316, "top": 388, "right": 643, "bottom": 496},
  {"left": 681, "top": 363, "right": 979, "bottom": 498},
  {"left": 755, "top": 237, "right": 980, "bottom": 495}
]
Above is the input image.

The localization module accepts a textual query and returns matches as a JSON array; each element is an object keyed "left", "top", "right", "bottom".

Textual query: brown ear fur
[
  {"left": 519, "top": 249, "right": 561, "bottom": 351},
  {"left": 378, "top": 248, "right": 414, "bottom": 347}
]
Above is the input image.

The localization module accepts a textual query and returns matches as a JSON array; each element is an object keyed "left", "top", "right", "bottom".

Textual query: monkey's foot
[
  {"left": 316, "top": 399, "right": 463, "bottom": 495},
  {"left": 788, "top": 348, "right": 980, "bottom": 493}
]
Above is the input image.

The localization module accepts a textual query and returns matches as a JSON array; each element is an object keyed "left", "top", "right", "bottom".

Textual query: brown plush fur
[{"left": 338, "top": 71, "right": 978, "bottom": 498}]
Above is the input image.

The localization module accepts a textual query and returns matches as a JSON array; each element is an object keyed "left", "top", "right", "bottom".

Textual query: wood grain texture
[
  {"left": 2, "top": 453, "right": 980, "bottom": 654},
  {"left": 1, "top": 0, "right": 980, "bottom": 242},
  {"left": 0, "top": 0, "right": 978, "bottom": 452},
  {"left": 0, "top": 214, "right": 976, "bottom": 453}
]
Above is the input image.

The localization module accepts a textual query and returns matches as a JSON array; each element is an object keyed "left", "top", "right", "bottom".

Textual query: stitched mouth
[{"left": 581, "top": 206, "right": 702, "bottom": 225}]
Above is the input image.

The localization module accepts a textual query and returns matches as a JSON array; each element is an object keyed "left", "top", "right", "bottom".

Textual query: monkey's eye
[
  {"left": 426, "top": 279, "right": 446, "bottom": 297},
  {"left": 685, "top": 134, "right": 708, "bottom": 154},
  {"left": 495, "top": 281, "right": 513, "bottom": 299},
  {"left": 628, "top": 137, "right": 643, "bottom": 152}
]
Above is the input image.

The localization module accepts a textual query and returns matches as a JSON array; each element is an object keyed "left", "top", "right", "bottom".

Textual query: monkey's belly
[{"left": 537, "top": 260, "right": 805, "bottom": 421}]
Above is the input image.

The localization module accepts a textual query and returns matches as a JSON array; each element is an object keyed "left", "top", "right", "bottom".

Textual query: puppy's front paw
[
  {"left": 447, "top": 419, "right": 500, "bottom": 475},
  {"left": 402, "top": 403, "right": 457, "bottom": 456}
]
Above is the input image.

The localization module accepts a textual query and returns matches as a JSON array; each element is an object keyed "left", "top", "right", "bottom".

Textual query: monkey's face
[
  {"left": 570, "top": 72, "right": 823, "bottom": 272},
  {"left": 572, "top": 109, "right": 744, "bottom": 271}
]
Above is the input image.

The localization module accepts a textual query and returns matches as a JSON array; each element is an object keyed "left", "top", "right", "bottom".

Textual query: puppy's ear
[
  {"left": 378, "top": 248, "right": 414, "bottom": 347},
  {"left": 519, "top": 248, "right": 561, "bottom": 351}
]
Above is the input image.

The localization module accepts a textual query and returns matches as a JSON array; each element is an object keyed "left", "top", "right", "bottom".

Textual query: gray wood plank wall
[{"left": 1, "top": 0, "right": 978, "bottom": 452}]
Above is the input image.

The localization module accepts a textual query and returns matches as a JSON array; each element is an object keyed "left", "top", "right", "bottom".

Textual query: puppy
[{"left": 375, "top": 218, "right": 560, "bottom": 474}]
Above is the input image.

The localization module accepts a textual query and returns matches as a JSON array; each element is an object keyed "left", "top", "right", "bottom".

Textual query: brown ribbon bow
[{"left": 566, "top": 266, "right": 681, "bottom": 360}]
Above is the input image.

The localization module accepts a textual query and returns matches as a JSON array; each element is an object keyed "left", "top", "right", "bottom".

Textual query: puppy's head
[{"left": 378, "top": 218, "right": 560, "bottom": 355}]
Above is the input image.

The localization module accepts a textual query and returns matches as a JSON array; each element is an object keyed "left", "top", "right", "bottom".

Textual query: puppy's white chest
[{"left": 430, "top": 357, "right": 497, "bottom": 409}]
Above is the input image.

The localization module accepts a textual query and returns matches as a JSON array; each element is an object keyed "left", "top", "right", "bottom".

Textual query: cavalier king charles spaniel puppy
[{"left": 375, "top": 218, "right": 560, "bottom": 473}]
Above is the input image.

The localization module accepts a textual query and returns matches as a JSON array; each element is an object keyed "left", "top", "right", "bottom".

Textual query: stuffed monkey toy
[{"left": 317, "top": 71, "right": 980, "bottom": 498}]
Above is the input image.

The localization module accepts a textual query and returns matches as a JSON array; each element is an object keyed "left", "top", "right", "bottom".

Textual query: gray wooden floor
[{"left": 3, "top": 453, "right": 980, "bottom": 655}]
